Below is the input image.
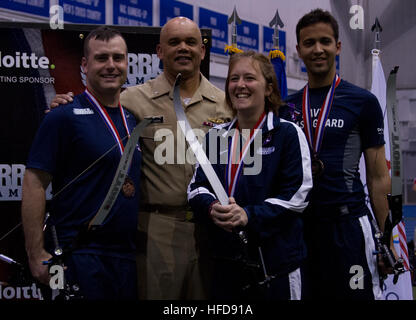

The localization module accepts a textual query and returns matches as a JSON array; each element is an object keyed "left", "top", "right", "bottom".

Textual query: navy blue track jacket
[{"left": 187, "top": 111, "right": 313, "bottom": 275}]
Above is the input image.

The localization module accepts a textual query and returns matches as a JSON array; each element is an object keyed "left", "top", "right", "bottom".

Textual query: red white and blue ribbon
[
  {"left": 302, "top": 75, "right": 341, "bottom": 155},
  {"left": 227, "top": 112, "right": 266, "bottom": 197},
  {"left": 84, "top": 88, "right": 130, "bottom": 155},
  {"left": 396, "top": 221, "right": 410, "bottom": 271}
]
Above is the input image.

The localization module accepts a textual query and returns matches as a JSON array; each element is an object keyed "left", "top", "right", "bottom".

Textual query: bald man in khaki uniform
[
  {"left": 51, "top": 17, "right": 231, "bottom": 300},
  {"left": 121, "top": 18, "right": 231, "bottom": 299}
]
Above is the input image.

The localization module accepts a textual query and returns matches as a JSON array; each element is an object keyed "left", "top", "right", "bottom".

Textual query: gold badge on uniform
[{"left": 203, "top": 118, "right": 228, "bottom": 127}]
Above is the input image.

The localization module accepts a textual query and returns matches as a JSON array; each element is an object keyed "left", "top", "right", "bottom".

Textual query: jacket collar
[
  {"left": 150, "top": 73, "right": 221, "bottom": 105},
  {"left": 222, "top": 111, "right": 279, "bottom": 137}
]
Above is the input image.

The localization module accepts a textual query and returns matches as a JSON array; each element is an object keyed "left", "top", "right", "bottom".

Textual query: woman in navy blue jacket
[{"left": 187, "top": 51, "right": 312, "bottom": 300}]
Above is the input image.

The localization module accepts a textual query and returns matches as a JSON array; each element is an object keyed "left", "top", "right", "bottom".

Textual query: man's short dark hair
[
  {"left": 296, "top": 8, "right": 339, "bottom": 44},
  {"left": 83, "top": 26, "right": 126, "bottom": 57}
]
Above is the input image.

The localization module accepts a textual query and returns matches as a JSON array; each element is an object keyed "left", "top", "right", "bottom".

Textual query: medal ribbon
[
  {"left": 227, "top": 112, "right": 266, "bottom": 197},
  {"left": 84, "top": 88, "right": 130, "bottom": 155},
  {"left": 302, "top": 75, "right": 340, "bottom": 156}
]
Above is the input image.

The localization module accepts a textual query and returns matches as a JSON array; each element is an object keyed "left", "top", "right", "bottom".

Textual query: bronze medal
[
  {"left": 311, "top": 158, "right": 324, "bottom": 178},
  {"left": 122, "top": 176, "right": 135, "bottom": 198}
]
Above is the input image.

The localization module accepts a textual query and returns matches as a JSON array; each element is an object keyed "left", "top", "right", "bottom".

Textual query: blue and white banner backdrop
[
  {"left": 0, "top": 0, "right": 50, "bottom": 17},
  {"left": 58, "top": 0, "right": 105, "bottom": 24},
  {"left": 114, "top": 0, "right": 153, "bottom": 26},
  {"left": 236, "top": 20, "right": 259, "bottom": 52},
  {"left": 199, "top": 7, "right": 228, "bottom": 56},
  {"left": 159, "top": 0, "right": 193, "bottom": 26}
]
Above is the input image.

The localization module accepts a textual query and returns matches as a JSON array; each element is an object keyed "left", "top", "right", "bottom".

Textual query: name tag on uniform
[
  {"left": 73, "top": 108, "right": 94, "bottom": 115},
  {"left": 256, "top": 146, "right": 275, "bottom": 155}
]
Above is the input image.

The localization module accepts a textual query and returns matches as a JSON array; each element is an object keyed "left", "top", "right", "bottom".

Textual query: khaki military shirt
[{"left": 120, "top": 73, "right": 232, "bottom": 207}]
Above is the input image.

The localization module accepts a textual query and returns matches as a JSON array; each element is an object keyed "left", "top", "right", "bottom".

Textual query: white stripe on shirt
[{"left": 265, "top": 119, "right": 312, "bottom": 213}]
